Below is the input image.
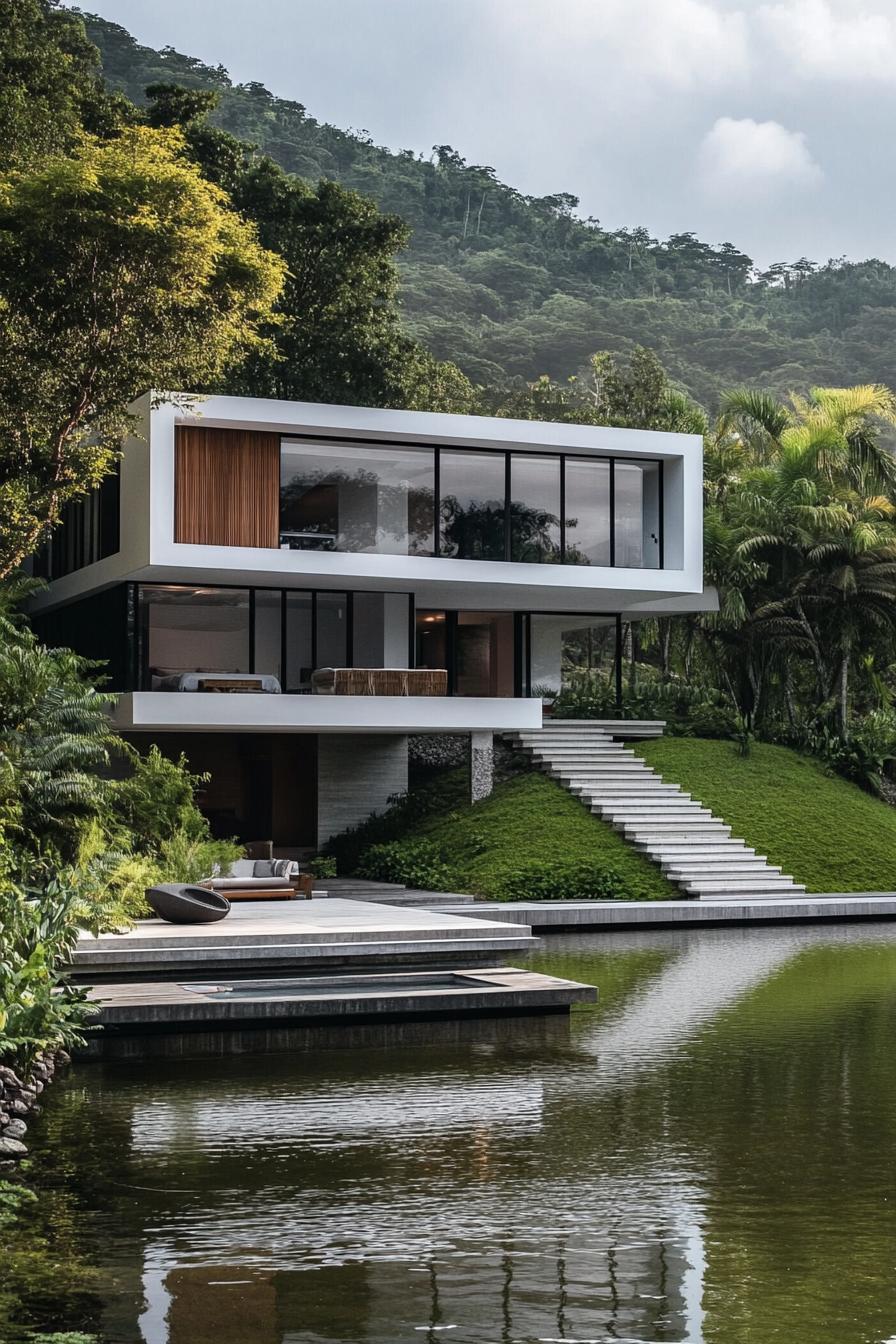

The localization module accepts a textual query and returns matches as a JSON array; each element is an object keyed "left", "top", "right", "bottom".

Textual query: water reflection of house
[{"left": 148, "top": 1225, "right": 699, "bottom": 1344}]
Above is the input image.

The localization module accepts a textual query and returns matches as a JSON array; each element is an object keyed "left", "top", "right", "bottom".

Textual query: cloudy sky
[{"left": 78, "top": 0, "right": 896, "bottom": 266}]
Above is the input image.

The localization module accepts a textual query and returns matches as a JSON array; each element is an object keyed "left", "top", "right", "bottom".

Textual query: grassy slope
[
  {"left": 413, "top": 771, "right": 674, "bottom": 901},
  {"left": 636, "top": 738, "right": 896, "bottom": 893}
]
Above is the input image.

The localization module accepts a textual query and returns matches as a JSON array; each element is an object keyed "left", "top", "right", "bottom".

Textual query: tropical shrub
[
  {"left": 155, "top": 831, "right": 243, "bottom": 885},
  {"left": 0, "top": 873, "right": 95, "bottom": 1074},
  {"left": 109, "top": 744, "right": 210, "bottom": 848},
  {"left": 357, "top": 838, "right": 458, "bottom": 890},
  {"left": 308, "top": 855, "right": 337, "bottom": 879},
  {"left": 552, "top": 671, "right": 739, "bottom": 738},
  {"left": 493, "top": 859, "right": 623, "bottom": 903}
]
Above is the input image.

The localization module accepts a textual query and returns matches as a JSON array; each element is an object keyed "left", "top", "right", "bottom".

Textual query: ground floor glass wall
[
  {"left": 416, "top": 608, "right": 622, "bottom": 703},
  {"left": 524, "top": 614, "right": 620, "bottom": 699},
  {"left": 138, "top": 585, "right": 412, "bottom": 693}
]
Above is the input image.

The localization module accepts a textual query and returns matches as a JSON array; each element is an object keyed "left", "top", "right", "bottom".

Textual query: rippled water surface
[{"left": 18, "top": 923, "right": 896, "bottom": 1343}]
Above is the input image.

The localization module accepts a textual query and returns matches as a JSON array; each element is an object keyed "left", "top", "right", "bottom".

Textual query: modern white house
[{"left": 29, "top": 392, "right": 714, "bottom": 852}]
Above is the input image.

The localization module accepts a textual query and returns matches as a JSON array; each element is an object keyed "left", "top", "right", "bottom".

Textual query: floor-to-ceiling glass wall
[
  {"left": 615, "top": 461, "right": 661, "bottom": 569},
  {"left": 139, "top": 586, "right": 251, "bottom": 688},
  {"left": 508, "top": 454, "right": 561, "bottom": 563},
  {"left": 455, "top": 612, "right": 515, "bottom": 696},
  {"left": 280, "top": 441, "right": 435, "bottom": 555},
  {"left": 525, "top": 614, "right": 620, "bottom": 700},
  {"left": 563, "top": 458, "right": 611, "bottom": 566},
  {"left": 439, "top": 450, "right": 507, "bottom": 560},
  {"left": 280, "top": 440, "right": 663, "bottom": 568}
]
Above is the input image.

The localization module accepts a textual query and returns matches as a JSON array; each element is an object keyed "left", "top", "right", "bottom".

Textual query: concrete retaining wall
[{"left": 317, "top": 733, "right": 409, "bottom": 847}]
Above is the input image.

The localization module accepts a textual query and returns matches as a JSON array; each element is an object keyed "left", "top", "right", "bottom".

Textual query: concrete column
[{"left": 469, "top": 731, "right": 494, "bottom": 803}]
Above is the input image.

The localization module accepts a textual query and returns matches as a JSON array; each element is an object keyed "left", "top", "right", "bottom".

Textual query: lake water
[{"left": 13, "top": 922, "right": 896, "bottom": 1344}]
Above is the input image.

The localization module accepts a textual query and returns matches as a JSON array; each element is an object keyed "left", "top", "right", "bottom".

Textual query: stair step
[
  {"left": 607, "top": 798, "right": 711, "bottom": 810},
  {"left": 549, "top": 764, "right": 651, "bottom": 775},
  {"left": 612, "top": 801, "right": 709, "bottom": 811},
  {"left": 624, "top": 826, "right": 732, "bottom": 839},
  {"left": 685, "top": 878, "right": 805, "bottom": 894},
  {"left": 582, "top": 792, "right": 693, "bottom": 805},
  {"left": 662, "top": 855, "right": 772, "bottom": 871},
  {"left": 666, "top": 864, "right": 782, "bottom": 879},
  {"left": 635, "top": 838, "right": 750, "bottom": 852}
]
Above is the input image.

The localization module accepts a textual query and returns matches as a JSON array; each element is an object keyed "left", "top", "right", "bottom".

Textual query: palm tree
[{"left": 794, "top": 498, "right": 896, "bottom": 738}]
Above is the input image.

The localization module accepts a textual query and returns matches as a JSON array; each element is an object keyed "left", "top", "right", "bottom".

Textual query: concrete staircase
[{"left": 506, "top": 723, "right": 806, "bottom": 901}]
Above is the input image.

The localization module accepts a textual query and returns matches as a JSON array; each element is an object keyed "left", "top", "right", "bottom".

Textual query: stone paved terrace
[{"left": 71, "top": 898, "right": 536, "bottom": 981}]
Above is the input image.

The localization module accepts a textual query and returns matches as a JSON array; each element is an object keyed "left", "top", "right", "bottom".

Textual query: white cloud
[
  {"left": 483, "top": 0, "right": 752, "bottom": 105},
  {"left": 697, "top": 116, "right": 824, "bottom": 196},
  {"left": 758, "top": 0, "right": 896, "bottom": 81}
]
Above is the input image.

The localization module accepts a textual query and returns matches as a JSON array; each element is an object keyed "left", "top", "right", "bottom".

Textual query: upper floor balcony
[{"left": 31, "top": 393, "right": 706, "bottom": 616}]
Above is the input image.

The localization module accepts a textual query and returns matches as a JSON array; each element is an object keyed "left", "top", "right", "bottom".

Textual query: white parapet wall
[{"left": 110, "top": 692, "right": 543, "bottom": 735}]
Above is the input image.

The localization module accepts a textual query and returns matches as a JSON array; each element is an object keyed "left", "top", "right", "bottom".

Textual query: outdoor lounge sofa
[{"left": 204, "top": 858, "right": 302, "bottom": 901}]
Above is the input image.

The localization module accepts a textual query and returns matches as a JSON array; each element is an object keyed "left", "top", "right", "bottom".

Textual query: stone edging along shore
[{"left": 0, "top": 1050, "right": 71, "bottom": 1160}]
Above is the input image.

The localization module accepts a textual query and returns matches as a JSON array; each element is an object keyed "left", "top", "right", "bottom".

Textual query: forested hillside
[{"left": 81, "top": 9, "right": 896, "bottom": 408}]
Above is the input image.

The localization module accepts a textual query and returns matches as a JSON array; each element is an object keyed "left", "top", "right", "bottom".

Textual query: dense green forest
[{"left": 80, "top": 9, "right": 896, "bottom": 409}]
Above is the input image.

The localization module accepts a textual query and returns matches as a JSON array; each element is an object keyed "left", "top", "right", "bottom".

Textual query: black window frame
[
  {"left": 135, "top": 582, "right": 414, "bottom": 693},
  {"left": 278, "top": 436, "right": 664, "bottom": 569}
]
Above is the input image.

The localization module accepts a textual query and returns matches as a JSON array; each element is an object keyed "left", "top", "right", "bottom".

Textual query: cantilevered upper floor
[{"left": 30, "top": 392, "right": 708, "bottom": 616}]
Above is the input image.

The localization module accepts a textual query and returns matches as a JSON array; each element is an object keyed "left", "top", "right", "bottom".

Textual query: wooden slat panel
[{"left": 174, "top": 426, "right": 280, "bottom": 548}]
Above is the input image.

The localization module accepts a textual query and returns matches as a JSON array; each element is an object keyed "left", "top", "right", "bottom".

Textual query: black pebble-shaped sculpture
[{"left": 145, "top": 884, "right": 231, "bottom": 924}]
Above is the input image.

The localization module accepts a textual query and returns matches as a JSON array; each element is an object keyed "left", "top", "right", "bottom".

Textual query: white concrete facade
[
  {"left": 30, "top": 391, "right": 710, "bottom": 617},
  {"left": 111, "top": 691, "right": 542, "bottom": 735},
  {"left": 31, "top": 392, "right": 714, "bottom": 840}
]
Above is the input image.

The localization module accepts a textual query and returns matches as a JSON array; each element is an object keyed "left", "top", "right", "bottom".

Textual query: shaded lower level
[{"left": 122, "top": 730, "right": 409, "bottom": 852}]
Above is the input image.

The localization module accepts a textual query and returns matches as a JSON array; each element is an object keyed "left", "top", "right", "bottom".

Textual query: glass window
[
  {"left": 455, "top": 612, "right": 515, "bottom": 696},
  {"left": 316, "top": 591, "right": 348, "bottom": 669},
  {"left": 140, "top": 586, "right": 250, "bottom": 687},
  {"left": 280, "top": 441, "right": 434, "bottom": 556},
  {"left": 509, "top": 455, "right": 560, "bottom": 563},
  {"left": 564, "top": 458, "right": 611, "bottom": 566},
  {"left": 415, "top": 610, "right": 448, "bottom": 674},
  {"left": 284, "top": 591, "right": 313, "bottom": 692},
  {"left": 253, "top": 590, "right": 282, "bottom": 682},
  {"left": 353, "top": 592, "right": 411, "bottom": 667},
  {"left": 527, "top": 614, "right": 617, "bottom": 697},
  {"left": 440, "top": 451, "right": 506, "bottom": 561},
  {"left": 615, "top": 462, "right": 661, "bottom": 569}
]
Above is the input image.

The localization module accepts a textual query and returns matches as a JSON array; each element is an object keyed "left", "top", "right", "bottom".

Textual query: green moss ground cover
[
  {"left": 636, "top": 737, "right": 896, "bottom": 893},
  {"left": 394, "top": 771, "right": 674, "bottom": 901}
]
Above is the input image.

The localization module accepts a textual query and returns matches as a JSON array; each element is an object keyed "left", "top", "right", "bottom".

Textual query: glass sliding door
[
  {"left": 509, "top": 454, "right": 561, "bottom": 563},
  {"left": 455, "top": 612, "right": 515, "bottom": 696},
  {"left": 253, "top": 589, "right": 282, "bottom": 680},
  {"left": 353, "top": 592, "right": 412, "bottom": 668},
  {"left": 139, "top": 586, "right": 250, "bottom": 688},
  {"left": 280, "top": 441, "right": 434, "bottom": 555},
  {"left": 526, "top": 614, "right": 619, "bottom": 700},
  {"left": 614, "top": 461, "right": 661, "bottom": 569},
  {"left": 439, "top": 451, "right": 506, "bottom": 560},
  {"left": 415, "top": 609, "right": 448, "bottom": 676},
  {"left": 564, "top": 458, "right": 611, "bottom": 566},
  {"left": 284, "top": 591, "right": 313, "bottom": 692},
  {"left": 316, "top": 591, "right": 348, "bottom": 669}
]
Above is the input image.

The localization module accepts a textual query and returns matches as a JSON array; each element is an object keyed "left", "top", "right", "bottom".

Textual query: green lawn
[
  {"left": 636, "top": 737, "right": 896, "bottom": 893},
  {"left": 412, "top": 771, "right": 674, "bottom": 901}
]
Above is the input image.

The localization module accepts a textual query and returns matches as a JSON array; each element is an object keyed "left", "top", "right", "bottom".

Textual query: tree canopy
[{"left": 0, "top": 124, "right": 286, "bottom": 575}]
